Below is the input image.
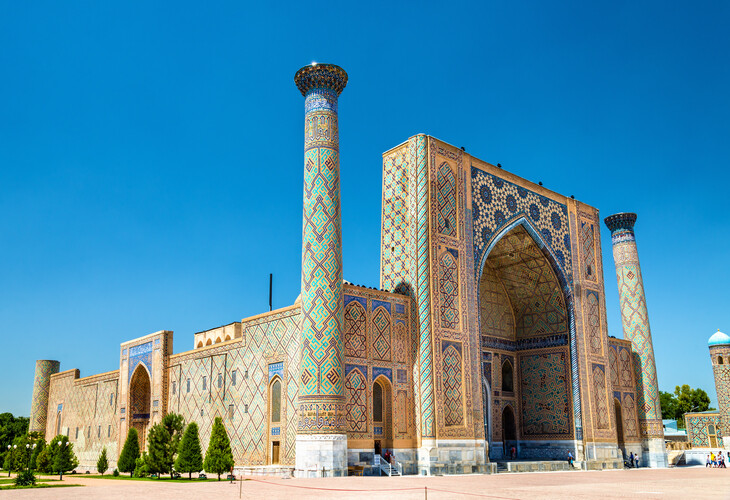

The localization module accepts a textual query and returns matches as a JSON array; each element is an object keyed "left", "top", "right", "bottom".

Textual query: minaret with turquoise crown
[
  {"left": 294, "top": 63, "right": 348, "bottom": 477},
  {"left": 605, "top": 212, "right": 667, "bottom": 467},
  {"left": 708, "top": 329, "right": 730, "bottom": 446}
]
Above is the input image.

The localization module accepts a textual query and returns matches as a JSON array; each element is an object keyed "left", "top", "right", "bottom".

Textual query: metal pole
[{"left": 269, "top": 274, "right": 273, "bottom": 311}]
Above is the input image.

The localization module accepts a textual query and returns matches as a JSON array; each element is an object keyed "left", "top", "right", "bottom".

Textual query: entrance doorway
[
  {"left": 129, "top": 365, "right": 151, "bottom": 450},
  {"left": 502, "top": 406, "right": 516, "bottom": 458},
  {"left": 271, "top": 442, "right": 280, "bottom": 465},
  {"left": 374, "top": 440, "right": 382, "bottom": 457},
  {"left": 614, "top": 399, "right": 625, "bottom": 456}
]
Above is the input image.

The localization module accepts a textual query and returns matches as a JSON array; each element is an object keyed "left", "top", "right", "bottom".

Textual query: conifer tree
[
  {"left": 145, "top": 423, "right": 172, "bottom": 478},
  {"left": 30, "top": 439, "right": 45, "bottom": 470},
  {"left": 203, "top": 417, "right": 234, "bottom": 480},
  {"left": 49, "top": 435, "right": 78, "bottom": 480},
  {"left": 118, "top": 428, "right": 140, "bottom": 476},
  {"left": 174, "top": 422, "right": 203, "bottom": 479},
  {"left": 97, "top": 447, "right": 109, "bottom": 476}
]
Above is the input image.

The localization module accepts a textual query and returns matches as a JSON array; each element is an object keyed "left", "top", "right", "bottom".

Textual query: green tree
[
  {"left": 48, "top": 435, "right": 78, "bottom": 479},
  {"left": 174, "top": 422, "right": 203, "bottom": 479},
  {"left": 203, "top": 417, "right": 234, "bottom": 480},
  {"left": 30, "top": 439, "right": 45, "bottom": 470},
  {"left": 146, "top": 423, "right": 172, "bottom": 478},
  {"left": 133, "top": 453, "right": 149, "bottom": 478},
  {"left": 0, "top": 413, "right": 29, "bottom": 457},
  {"left": 97, "top": 447, "right": 109, "bottom": 476},
  {"left": 35, "top": 445, "right": 51, "bottom": 473},
  {"left": 660, "top": 391, "right": 678, "bottom": 420},
  {"left": 162, "top": 413, "right": 185, "bottom": 456},
  {"left": 674, "top": 384, "right": 712, "bottom": 427},
  {"left": 118, "top": 428, "right": 140, "bottom": 475}
]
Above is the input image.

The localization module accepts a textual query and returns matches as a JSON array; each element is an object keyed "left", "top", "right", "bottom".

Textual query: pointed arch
[
  {"left": 344, "top": 367, "right": 367, "bottom": 432},
  {"left": 373, "top": 375, "right": 393, "bottom": 448},
  {"left": 372, "top": 306, "right": 392, "bottom": 361},
  {"left": 205, "top": 338, "right": 212, "bottom": 346},
  {"left": 501, "top": 359, "right": 514, "bottom": 393}
]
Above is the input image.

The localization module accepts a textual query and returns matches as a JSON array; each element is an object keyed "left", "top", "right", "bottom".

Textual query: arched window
[
  {"left": 215, "top": 337, "right": 221, "bottom": 344},
  {"left": 373, "top": 382, "right": 383, "bottom": 422},
  {"left": 271, "top": 379, "right": 281, "bottom": 423},
  {"left": 501, "top": 360, "right": 514, "bottom": 392},
  {"left": 225, "top": 335, "right": 231, "bottom": 341},
  {"left": 197, "top": 341, "right": 203, "bottom": 348},
  {"left": 719, "top": 356, "right": 724, "bottom": 365},
  {"left": 206, "top": 339, "right": 212, "bottom": 346}
]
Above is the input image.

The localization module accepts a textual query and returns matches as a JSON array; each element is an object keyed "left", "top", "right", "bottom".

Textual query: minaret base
[
  {"left": 642, "top": 438, "right": 668, "bottom": 468},
  {"left": 295, "top": 434, "right": 347, "bottom": 477}
]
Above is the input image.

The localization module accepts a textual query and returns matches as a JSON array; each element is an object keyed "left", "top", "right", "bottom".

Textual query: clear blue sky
[{"left": 1, "top": 1, "right": 728, "bottom": 416}]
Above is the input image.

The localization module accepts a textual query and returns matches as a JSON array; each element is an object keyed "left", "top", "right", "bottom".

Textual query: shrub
[
  {"left": 113, "top": 468, "right": 119, "bottom": 477},
  {"left": 97, "top": 447, "right": 109, "bottom": 476},
  {"left": 14, "top": 469, "right": 36, "bottom": 487},
  {"left": 118, "top": 429, "right": 140, "bottom": 475},
  {"left": 133, "top": 454, "right": 149, "bottom": 478}
]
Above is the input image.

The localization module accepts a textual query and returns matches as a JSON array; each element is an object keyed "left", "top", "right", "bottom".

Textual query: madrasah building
[{"left": 28, "top": 63, "right": 668, "bottom": 476}]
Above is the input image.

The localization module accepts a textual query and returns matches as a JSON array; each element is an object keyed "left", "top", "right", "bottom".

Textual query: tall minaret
[
  {"left": 708, "top": 330, "right": 730, "bottom": 445},
  {"left": 29, "top": 360, "right": 60, "bottom": 436},
  {"left": 294, "top": 63, "right": 348, "bottom": 477},
  {"left": 604, "top": 213, "right": 667, "bottom": 467}
]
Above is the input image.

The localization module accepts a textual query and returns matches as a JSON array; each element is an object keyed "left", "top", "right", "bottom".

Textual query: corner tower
[
  {"left": 708, "top": 329, "right": 730, "bottom": 445},
  {"left": 605, "top": 212, "right": 667, "bottom": 467},
  {"left": 29, "top": 360, "right": 60, "bottom": 436},
  {"left": 294, "top": 63, "right": 348, "bottom": 476}
]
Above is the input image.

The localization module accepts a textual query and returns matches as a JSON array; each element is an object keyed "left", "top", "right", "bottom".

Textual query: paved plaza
[{"left": 3, "top": 467, "right": 728, "bottom": 499}]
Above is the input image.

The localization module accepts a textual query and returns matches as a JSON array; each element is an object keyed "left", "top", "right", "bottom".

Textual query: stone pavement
[{"left": 3, "top": 467, "right": 728, "bottom": 499}]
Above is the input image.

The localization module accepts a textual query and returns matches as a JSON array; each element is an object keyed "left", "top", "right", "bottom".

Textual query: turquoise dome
[{"left": 708, "top": 329, "right": 730, "bottom": 347}]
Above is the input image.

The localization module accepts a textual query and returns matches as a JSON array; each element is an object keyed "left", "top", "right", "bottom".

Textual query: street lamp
[
  {"left": 6, "top": 445, "right": 10, "bottom": 477},
  {"left": 57, "top": 441, "right": 69, "bottom": 481}
]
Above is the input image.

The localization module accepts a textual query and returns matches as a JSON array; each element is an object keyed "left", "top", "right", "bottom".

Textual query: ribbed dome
[{"left": 708, "top": 329, "right": 730, "bottom": 347}]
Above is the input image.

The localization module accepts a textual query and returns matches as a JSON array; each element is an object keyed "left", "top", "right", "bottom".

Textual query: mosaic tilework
[
  {"left": 393, "top": 321, "right": 408, "bottom": 364},
  {"left": 170, "top": 307, "right": 301, "bottom": 466},
  {"left": 380, "top": 144, "right": 410, "bottom": 293},
  {"left": 471, "top": 168, "right": 572, "bottom": 284},
  {"left": 442, "top": 341, "right": 464, "bottom": 427},
  {"left": 686, "top": 413, "right": 723, "bottom": 448},
  {"left": 372, "top": 306, "right": 392, "bottom": 361},
  {"left": 344, "top": 368, "right": 367, "bottom": 433},
  {"left": 619, "top": 347, "right": 633, "bottom": 388},
  {"left": 298, "top": 67, "right": 347, "bottom": 434},
  {"left": 415, "top": 135, "right": 435, "bottom": 438},
  {"left": 478, "top": 263, "right": 515, "bottom": 340},
  {"left": 344, "top": 300, "right": 367, "bottom": 358},
  {"left": 439, "top": 251, "right": 460, "bottom": 330},
  {"left": 29, "top": 360, "right": 60, "bottom": 435},
  {"left": 710, "top": 346, "right": 730, "bottom": 438},
  {"left": 591, "top": 364, "right": 609, "bottom": 429},
  {"left": 621, "top": 393, "right": 638, "bottom": 438},
  {"left": 128, "top": 342, "right": 153, "bottom": 383},
  {"left": 605, "top": 214, "right": 662, "bottom": 437},
  {"left": 581, "top": 221, "right": 597, "bottom": 282},
  {"left": 586, "top": 292, "right": 602, "bottom": 355},
  {"left": 436, "top": 162, "right": 457, "bottom": 237},
  {"left": 609, "top": 347, "right": 619, "bottom": 387},
  {"left": 519, "top": 349, "right": 572, "bottom": 438}
]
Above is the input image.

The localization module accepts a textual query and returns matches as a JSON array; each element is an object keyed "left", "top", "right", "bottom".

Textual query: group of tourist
[
  {"left": 705, "top": 451, "right": 727, "bottom": 468},
  {"left": 627, "top": 452, "right": 641, "bottom": 468}
]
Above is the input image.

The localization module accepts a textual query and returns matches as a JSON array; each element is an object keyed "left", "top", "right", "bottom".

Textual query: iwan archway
[
  {"left": 478, "top": 221, "right": 577, "bottom": 460},
  {"left": 128, "top": 364, "right": 151, "bottom": 450}
]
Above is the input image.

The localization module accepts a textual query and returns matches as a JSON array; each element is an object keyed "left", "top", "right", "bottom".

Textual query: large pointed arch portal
[
  {"left": 478, "top": 218, "right": 580, "bottom": 460},
  {"left": 128, "top": 364, "right": 151, "bottom": 450}
]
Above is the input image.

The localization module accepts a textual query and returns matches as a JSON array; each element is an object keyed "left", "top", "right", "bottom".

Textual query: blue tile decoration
[
  {"left": 371, "top": 299, "right": 391, "bottom": 313},
  {"left": 344, "top": 295, "right": 367, "bottom": 309},
  {"left": 268, "top": 362, "right": 284, "bottom": 381},
  {"left": 372, "top": 367, "right": 392, "bottom": 383},
  {"left": 395, "top": 304, "right": 405, "bottom": 315},
  {"left": 271, "top": 427, "right": 280, "bottom": 436},
  {"left": 128, "top": 342, "right": 153, "bottom": 382}
]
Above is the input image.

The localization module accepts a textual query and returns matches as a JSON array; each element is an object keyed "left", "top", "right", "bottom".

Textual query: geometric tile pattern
[
  {"left": 621, "top": 393, "right": 638, "bottom": 438},
  {"left": 478, "top": 263, "right": 515, "bottom": 340},
  {"left": 436, "top": 162, "right": 457, "bottom": 237},
  {"left": 711, "top": 347, "right": 730, "bottom": 439},
  {"left": 485, "top": 225, "right": 568, "bottom": 339},
  {"left": 606, "top": 214, "right": 662, "bottom": 437},
  {"left": 344, "top": 300, "right": 367, "bottom": 358},
  {"left": 380, "top": 144, "right": 410, "bottom": 293},
  {"left": 344, "top": 367, "right": 367, "bottom": 433},
  {"left": 619, "top": 347, "right": 633, "bottom": 389},
  {"left": 609, "top": 346, "right": 620, "bottom": 387},
  {"left": 415, "top": 134, "right": 435, "bottom": 438},
  {"left": 298, "top": 73, "right": 346, "bottom": 433},
  {"left": 686, "top": 413, "right": 723, "bottom": 448},
  {"left": 586, "top": 292, "right": 602, "bottom": 355},
  {"left": 581, "top": 221, "right": 597, "bottom": 282},
  {"left": 471, "top": 168, "right": 572, "bottom": 284},
  {"left": 519, "top": 350, "right": 572, "bottom": 438},
  {"left": 591, "top": 364, "right": 609, "bottom": 429},
  {"left": 372, "top": 306, "right": 392, "bottom": 361},
  {"left": 442, "top": 341, "right": 464, "bottom": 427},
  {"left": 439, "top": 251, "right": 460, "bottom": 330},
  {"left": 29, "top": 360, "right": 60, "bottom": 435}
]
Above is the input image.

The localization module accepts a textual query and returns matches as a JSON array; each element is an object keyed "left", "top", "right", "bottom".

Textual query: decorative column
[
  {"left": 708, "top": 330, "right": 730, "bottom": 445},
  {"left": 294, "top": 63, "right": 348, "bottom": 477},
  {"left": 604, "top": 213, "right": 667, "bottom": 467},
  {"left": 29, "top": 360, "right": 60, "bottom": 436}
]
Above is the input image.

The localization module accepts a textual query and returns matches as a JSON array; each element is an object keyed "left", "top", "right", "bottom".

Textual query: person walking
[
  {"left": 567, "top": 451, "right": 574, "bottom": 468},
  {"left": 706, "top": 454, "right": 712, "bottom": 467},
  {"left": 629, "top": 452, "right": 635, "bottom": 468},
  {"left": 634, "top": 454, "right": 640, "bottom": 468}
]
